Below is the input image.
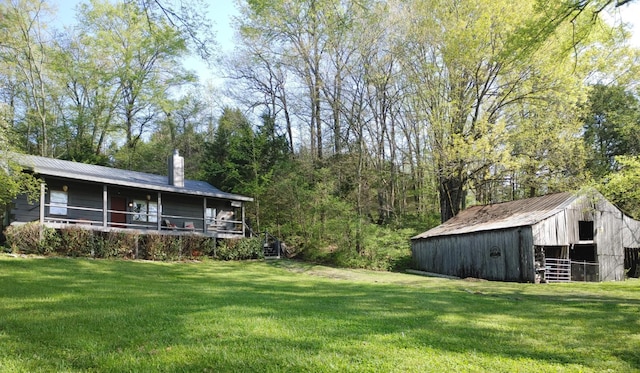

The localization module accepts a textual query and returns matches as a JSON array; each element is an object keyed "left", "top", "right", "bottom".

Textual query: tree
[
  {"left": 222, "top": 43, "right": 295, "bottom": 153},
  {"left": 397, "top": 0, "right": 613, "bottom": 222},
  {"left": 601, "top": 155, "right": 640, "bottom": 218},
  {"left": 508, "top": 0, "right": 637, "bottom": 60},
  {"left": 201, "top": 108, "right": 289, "bottom": 230},
  {"left": 75, "top": 0, "right": 196, "bottom": 168},
  {"left": 51, "top": 30, "right": 120, "bottom": 164},
  {"left": 0, "top": 106, "right": 39, "bottom": 217},
  {"left": 582, "top": 84, "right": 640, "bottom": 179},
  {"left": 0, "top": 0, "right": 61, "bottom": 156},
  {"left": 237, "top": 0, "right": 349, "bottom": 160},
  {"left": 135, "top": 0, "right": 216, "bottom": 60}
]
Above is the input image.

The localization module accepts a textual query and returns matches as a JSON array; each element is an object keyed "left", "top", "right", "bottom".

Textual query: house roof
[
  {"left": 412, "top": 192, "right": 579, "bottom": 240},
  {"left": 14, "top": 153, "right": 253, "bottom": 202}
]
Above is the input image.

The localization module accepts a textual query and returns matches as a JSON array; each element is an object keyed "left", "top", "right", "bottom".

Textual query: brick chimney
[{"left": 168, "top": 149, "right": 184, "bottom": 187}]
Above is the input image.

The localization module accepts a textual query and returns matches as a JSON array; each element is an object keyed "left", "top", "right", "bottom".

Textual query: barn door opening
[
  {"left": 570, "top": 244, "right": 599, "bottom": 281},
  {"left": 625, "top": 248, "right": 640, "bottom": 278},
  {"left": 540, "top": 245, "right": 571, "bottom": 283}
]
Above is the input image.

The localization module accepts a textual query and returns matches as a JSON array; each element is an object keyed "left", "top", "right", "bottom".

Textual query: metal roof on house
[
  {"left": 412, "top": 192, "right": 579, "bottom": 240},
  {"left": 14, "top": 153, "right": 253, "bottom": 202}
]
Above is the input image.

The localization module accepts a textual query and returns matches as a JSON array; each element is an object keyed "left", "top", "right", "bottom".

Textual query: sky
[
  {"left": 55, "top": 0, "right": 240, "bottom": 51},
  {"left": 53, "top": 0, "right": 640, "bottom": 82}
]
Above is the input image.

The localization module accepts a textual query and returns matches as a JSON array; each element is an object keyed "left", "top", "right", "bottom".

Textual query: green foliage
[
  {"left": 141, "top": 233, "right": 183, "bottom": 261},
  {"left": 582, "top": 84, "right": 640, "bottom": 179},
  {"left": 601, "top": 155, "right": 640, "bottom": 218},
  {"left": 2, "top": 225, "right": 262, "bottom": 262},
  {"left": 94, "top": 231, "right": 139, "bottom": 259},
  {"left": 4, "top": 223, "right": 59, "bottom": 255},
  {"left": 201, "top": 109, "right": 289, "bottom": 195},
  {"left": 0, "top": 159, "right": 40, "bottom": 214},
  {"left": 214, "top": 237, "right": 264, "bottom": 260},
  {"left": 59, "top": 227, "right": 96, "bottom": 257},
  {"left": 257, "top": 159, "right": 429, "bottom": 271}
]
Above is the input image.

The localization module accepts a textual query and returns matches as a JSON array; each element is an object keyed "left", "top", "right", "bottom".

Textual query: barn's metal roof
[
  {"left": 412, "top": 192, "right": 579, "bottom": 240},
  {"left": 14, "top": 153, "right": 253, "bottom": 202}
]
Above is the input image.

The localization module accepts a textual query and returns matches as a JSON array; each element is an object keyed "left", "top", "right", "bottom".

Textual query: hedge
[{"left": 3, "top": 224, "right": 263, "bottom": 261}]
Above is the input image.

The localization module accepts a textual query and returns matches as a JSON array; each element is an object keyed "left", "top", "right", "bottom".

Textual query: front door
[{"left": 111, "top": 197, "right": 127, "bottom": 227}]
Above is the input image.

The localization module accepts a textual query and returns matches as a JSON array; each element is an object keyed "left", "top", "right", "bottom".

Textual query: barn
[{"left": 411, "top": 191, "right": 640, "bottom": 283}]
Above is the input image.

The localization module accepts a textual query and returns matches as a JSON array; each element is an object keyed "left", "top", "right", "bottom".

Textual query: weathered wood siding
[
  {"left": 412, "top": 192, "right": 638, "bottom": 283},
  {"left": 535, "top": 195, "right": 625, "bottom": 281},
  {"left": 563, "top": 195, "right": 624, "bottom": 281},
  {"left": 532, "top": 211, "right": 570, "bottom": 246},
  {"left": 623, "top": 215, "right": 640, "bottom": 248},
  {"left": 593, "top": 199, "right": 624, "bottom": 281},
  {"left": 411, "top": 227, "right": 535, "bottom": 282}
]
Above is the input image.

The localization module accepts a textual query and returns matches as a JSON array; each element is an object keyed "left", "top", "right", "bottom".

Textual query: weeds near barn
[{"left": 0, "top": 255, "right": 639, "bottom": 372}]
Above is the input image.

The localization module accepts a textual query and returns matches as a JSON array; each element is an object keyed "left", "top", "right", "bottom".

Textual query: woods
[{"left": 1, "top": 0, "right": 639, "bottom": 267}]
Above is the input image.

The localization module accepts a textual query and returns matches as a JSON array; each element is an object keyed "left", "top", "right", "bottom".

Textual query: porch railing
[{"left": 41, "top": 203, "right": 244, "bottom": 236}]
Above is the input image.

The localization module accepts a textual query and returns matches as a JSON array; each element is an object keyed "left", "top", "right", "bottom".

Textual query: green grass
[{"left": 0, "top": 255, "right": 639, "bottom": 372}]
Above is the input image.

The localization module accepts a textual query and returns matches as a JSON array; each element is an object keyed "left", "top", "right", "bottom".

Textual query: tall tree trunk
[{"left": 439, "top": 176, "right": 464, "bottom": 223}]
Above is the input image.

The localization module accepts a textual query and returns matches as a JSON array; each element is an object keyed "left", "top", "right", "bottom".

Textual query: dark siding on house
[
  {"left": 49, "top": 179, "right": 104, "bottom": 222},
  {"left": 412, "top": 227, "right": 535, "bottom": 282},
  {"left": 11, "top": 179, "right": 108, "bottom": 224},
  {"left": 11, "top": 194, "right": 39, "bottom": 223},
  {"left": 162, "top": 194, "right": 204, "bottom": 229}
]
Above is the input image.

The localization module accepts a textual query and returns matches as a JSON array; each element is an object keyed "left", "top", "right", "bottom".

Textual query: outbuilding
[{"left": 411, "top": 191, "right": 640, "bottom": 282}]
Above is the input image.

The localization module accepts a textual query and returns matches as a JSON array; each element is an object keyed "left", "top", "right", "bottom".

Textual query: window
[
  {"left": 132, "top": 200, "right": 158, "bottom": 223},
  {"left": 205, "top": 207, "right": 217, "bottom": 225},
  {"left": 49, "top": 190, "right": 68, "bottom": 215},
  {"left": 579, "top": 221, "right": 594, "bottom": 241}
]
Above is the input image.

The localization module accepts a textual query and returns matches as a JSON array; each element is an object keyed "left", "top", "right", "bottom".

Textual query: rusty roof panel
[{"left": 412, "top": 192, "right": 578, "bottom": 240}]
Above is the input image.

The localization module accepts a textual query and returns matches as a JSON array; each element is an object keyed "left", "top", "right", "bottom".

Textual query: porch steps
[{"left": 262, "top": 231, "right": 283, "bottom": 259}]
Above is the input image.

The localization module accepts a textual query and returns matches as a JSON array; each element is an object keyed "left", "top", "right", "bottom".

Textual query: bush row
[{"left": 3, "top": 223, "right": 264, "bottom": 261}]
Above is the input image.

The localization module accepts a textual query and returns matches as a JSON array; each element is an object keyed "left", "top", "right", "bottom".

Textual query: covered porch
[{"left": 36, "top": 181, "right": 248, "bottom": 239}]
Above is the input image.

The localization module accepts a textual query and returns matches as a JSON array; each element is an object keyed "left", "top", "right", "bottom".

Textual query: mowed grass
[{"left": 0, "top": 255, "right": 639, "bottom": 372}]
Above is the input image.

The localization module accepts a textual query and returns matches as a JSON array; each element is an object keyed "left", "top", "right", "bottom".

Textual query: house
[
  {"left": 411, "top": 191, "right": 640, "bottom": 283},
  {"left": 4, "top": 151, "right": 253, "bottom": 239}
]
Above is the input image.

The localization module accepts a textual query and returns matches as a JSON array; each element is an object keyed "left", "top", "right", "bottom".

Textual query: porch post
[
  {"left": 156, "top": 192, "right": 162, "bottom": 231},
  {"left": 39, "top": 182, "right": 45, "bottom": 240},
  {"left": 102, "top": 185, "right": 108, "bottom": 228},
  {"left": 242, "top": 203, "right": 246, "bottom": 237},
  {"left": 203, "top": 198, "right": 208, "bottom": 234},
  {"left": 39, "top": 182, "right": 45, "bottom": 224}
]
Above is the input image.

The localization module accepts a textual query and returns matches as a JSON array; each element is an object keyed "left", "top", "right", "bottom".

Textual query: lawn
[{"left": 0, "top": 255, "right": 639, "bottom": 372}]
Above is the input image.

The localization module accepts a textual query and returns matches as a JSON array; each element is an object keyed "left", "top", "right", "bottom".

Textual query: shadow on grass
[{"left": 0, "top": 257, "right": 639, "bottom": 371}]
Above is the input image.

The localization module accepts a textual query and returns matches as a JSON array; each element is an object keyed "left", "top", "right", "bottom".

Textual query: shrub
[
  {"left": 4, "top": 223, "right": 60, "bottom": 255},
  {"left": 181, "top": 234, "right": 213, "bottom": 259},
  {"left": 59, "top": 227, "right": 95, "bottom": 257},
  {"left": 215, "top": 237, "right": 263, "bottom": 260},
  {"left": 3, "top": 223, "right": 267, "bottom": 263},
  {"left": 294, "top": 222, "right": 415, "bottom": 271},
  {"left": 141, "top": 233, "right": 168, "bottom": 261},
  {"left": 96, "top": 231, "right": 138, "bottom": 259}
]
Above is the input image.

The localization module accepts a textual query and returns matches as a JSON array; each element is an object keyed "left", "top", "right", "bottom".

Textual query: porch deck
[{"left": 38, "top": 203, "right": 246, "bottom": 239}]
